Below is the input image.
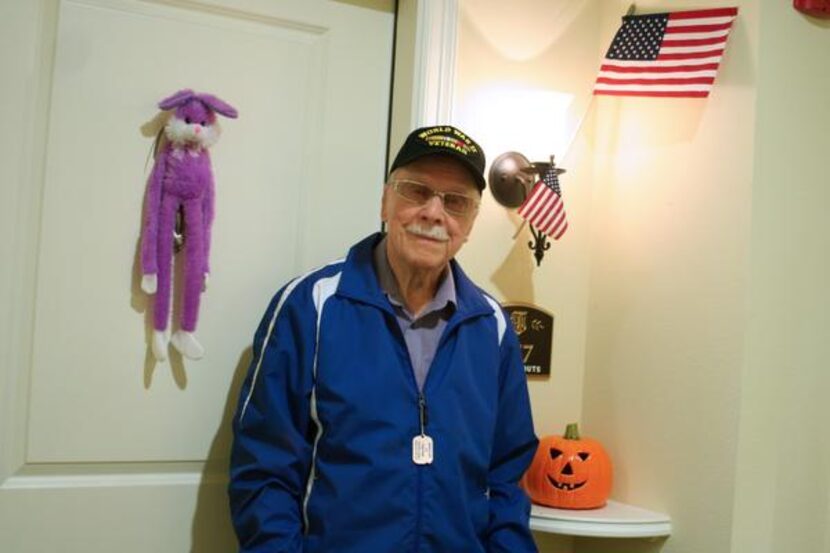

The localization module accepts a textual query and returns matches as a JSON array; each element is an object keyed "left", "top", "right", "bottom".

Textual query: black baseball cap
[{"left": 389, "top": 125, "right": 487, "bottom": 191}]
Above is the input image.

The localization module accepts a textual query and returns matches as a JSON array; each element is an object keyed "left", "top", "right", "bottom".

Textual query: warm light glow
[
  {"left": 457, "top": 84, "right": 574, "bottom": 164},
  {"left": 461, "top": 0, "right": 590, "bottom": 62}
]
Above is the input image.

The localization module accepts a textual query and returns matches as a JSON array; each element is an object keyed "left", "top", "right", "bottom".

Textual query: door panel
[
  {"left": 29, "top": 0, "right": 323, "bottom": 462},
  {"left": 0, "top": 0, "right": 394, "bottom": 549}
]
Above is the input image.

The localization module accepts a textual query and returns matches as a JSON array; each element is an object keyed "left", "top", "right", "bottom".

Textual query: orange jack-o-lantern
[{"left": 522, "top": 423, "right": 613, "bottom": 509}]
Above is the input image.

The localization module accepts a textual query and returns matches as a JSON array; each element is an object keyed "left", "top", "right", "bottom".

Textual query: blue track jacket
[{"left": 229, "top": 233, "right": 538, "bottom": 552}]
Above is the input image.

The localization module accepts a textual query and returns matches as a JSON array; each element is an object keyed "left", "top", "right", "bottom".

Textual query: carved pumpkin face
[{"left": 522, "top": 423, "right": 613, "bottom": 509}]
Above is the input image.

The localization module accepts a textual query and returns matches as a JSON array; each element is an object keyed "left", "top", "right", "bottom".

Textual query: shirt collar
[{"left": 372, "top": 236, "right": 457, "bottom": 317}]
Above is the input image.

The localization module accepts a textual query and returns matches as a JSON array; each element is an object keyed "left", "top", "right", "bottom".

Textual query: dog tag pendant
[
  {"left": 413, "top": 394, "right": 433, "bottom": 464},
  {"left": 412, "top": 434, "right": 433, "bottom": 465}
]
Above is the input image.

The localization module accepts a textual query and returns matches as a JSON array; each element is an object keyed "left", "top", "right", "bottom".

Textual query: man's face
[{"left": 381, "top": 155, "right": 480, "bottom": 276}]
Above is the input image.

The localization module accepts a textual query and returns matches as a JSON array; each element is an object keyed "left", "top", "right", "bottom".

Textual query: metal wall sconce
[
  {"left": 489, "top": 151, "right": 534, "bottom": 208},
  {"left": 489, "top": 152, "right": 566, "bottom": 266}
]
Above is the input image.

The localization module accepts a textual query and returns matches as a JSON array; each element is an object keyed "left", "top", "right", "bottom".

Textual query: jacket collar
[{"left": 337, "top": 233, "right": 493, "bottom": 320}]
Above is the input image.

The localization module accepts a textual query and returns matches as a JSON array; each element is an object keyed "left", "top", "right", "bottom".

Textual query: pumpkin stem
[{"left": 564, "top": 423, "right": 581, "bottom": 440}]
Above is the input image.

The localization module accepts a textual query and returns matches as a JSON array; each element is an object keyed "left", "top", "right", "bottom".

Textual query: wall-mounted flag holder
[{"left": 489, "top": 152, "right": 568, "bottom": 266}]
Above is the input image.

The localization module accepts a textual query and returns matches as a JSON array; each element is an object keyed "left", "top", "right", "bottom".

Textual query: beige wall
[
  {"left": 456, "top": 1, "right": 829, "bottom": 552},
  {"left": 731, "top": 1, "right": 830, "bottom": 552},
  {"left": 454, "top": 0, "right": 601, "bottom": 439},
  {"left": 581, "top": 1, "right": 757, "bottom": 552},
  {"left": 388, "top": 0, "right": 418, "bottom": 161},
  {"left": 453, "top": 1, "right": 601, "bottom": 550}
]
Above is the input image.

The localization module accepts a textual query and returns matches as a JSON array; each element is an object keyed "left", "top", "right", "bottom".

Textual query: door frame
[{"left": 388, "top": 0, "right": 458, "bottom": 158}]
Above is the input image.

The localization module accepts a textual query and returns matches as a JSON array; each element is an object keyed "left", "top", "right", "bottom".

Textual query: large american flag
[
  {"left": 517, "top": 167, "right": 568, "bottom": 240},
  {"left": 594, "top": 7, "right": 738, "bottom": 98}
]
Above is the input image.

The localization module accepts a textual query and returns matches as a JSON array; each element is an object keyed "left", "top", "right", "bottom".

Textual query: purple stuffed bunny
[{"left": 140, "top": 89, "right": 237, "bottom": 361}]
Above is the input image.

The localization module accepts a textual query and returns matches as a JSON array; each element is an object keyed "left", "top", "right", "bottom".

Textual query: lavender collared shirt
[{"left": 373, "top": 238, "right": 456, "bottom": 392}]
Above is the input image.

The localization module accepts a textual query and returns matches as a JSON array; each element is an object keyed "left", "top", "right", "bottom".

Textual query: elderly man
[{"left": 229, "top": 125, "right": 538, "bottom": 552}]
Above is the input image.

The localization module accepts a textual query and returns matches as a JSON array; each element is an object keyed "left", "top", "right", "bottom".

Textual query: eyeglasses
[{"left": 389, "top": 179, "right": 480, "bottom": 217}]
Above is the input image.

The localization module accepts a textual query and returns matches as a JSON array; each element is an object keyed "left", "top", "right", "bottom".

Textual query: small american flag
[
  {"left": 517, "top": 168, "right": 568, "bottom": 240},
  {"left": 594, "top": 7, "right": 738, "bottom": 98}
]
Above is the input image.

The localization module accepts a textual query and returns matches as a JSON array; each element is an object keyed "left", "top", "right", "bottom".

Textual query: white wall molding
[
  {"left": 1, "top": 472, "right": 206, "bottom": 490},
  {"left": 1, "top": 461, "right": 229, "bottom": 490},
  {"left": 411, "top": 0, "right": 458, "bottom": 126}
]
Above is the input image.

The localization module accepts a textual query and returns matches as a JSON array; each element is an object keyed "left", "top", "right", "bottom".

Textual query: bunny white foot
[
  {"left": 151, "top": 330, "right": 169, "bottom": 362},
  {"left": 171, "top": 330, "right": 204, "bottom": 360}
]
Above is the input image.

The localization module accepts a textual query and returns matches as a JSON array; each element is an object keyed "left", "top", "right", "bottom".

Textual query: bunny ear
[
  {"left": 196, "top": 93, "right": 238, "bottom": 118},
  {"left": 158, "top": 89, "right": 195, "bottom": 110}
]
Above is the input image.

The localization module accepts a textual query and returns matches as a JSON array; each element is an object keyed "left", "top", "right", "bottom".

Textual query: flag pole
[
  {"left": 512, "top": 93, "right": 596, "bottom": 241},
  {"left": 558, "top": 93, "right": 596, "bottom": 170},
  {"left": 512, "top": 220, "right": 527, "bottom": 239},
  {"left": 512, "top": 3, "right": 632, "bottom": 242}
]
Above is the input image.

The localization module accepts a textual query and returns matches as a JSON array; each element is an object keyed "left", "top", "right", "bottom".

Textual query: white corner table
[{"left": 530, "top": 500, "right": 672, "bottom": 539}]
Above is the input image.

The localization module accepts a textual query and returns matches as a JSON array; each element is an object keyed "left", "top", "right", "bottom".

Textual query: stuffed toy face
[
  {"left": 165, "top": 100, "right": 220, "bottom": 149},
  {"left": 157, "top": 89, "right": 237, "bottom": 150}
]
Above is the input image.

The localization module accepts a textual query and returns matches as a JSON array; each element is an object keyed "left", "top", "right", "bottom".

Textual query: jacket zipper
[
  {"left": 386, "top": 309, "right": 443, "bottom": 553},
  {"left": 384, "top": 309, "right": 428, "bottom": 552},
  {"left": 418, "top": 393, "right": 428, "bottom": 434},
  {"left": 415, "top": 391, "right": 428, "bottom": 552}
]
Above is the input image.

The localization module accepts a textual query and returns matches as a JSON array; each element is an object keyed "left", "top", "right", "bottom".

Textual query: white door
[{"left": 0, "top": 0, "right": 394, "bottom": 550}]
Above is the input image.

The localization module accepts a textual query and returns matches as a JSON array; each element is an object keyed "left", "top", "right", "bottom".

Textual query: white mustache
[{"left": 406, "top": 223, "right": 449, "bottom": 242}]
